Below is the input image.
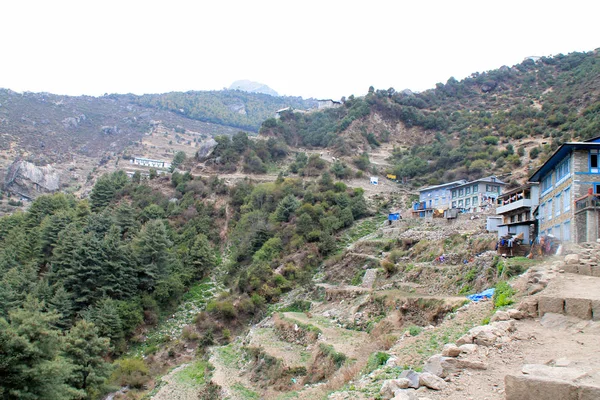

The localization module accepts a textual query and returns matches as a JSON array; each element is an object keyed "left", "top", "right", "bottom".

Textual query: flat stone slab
[{"left": 537, "top": 274, "right": 600, "bottom": 319}]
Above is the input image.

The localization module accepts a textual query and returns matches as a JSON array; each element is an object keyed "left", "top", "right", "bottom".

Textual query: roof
[
  {"left": 453, "top": 176, "right": 506, "bottom": 189},
  {"left": 419, "top": 180, "right": 467, "bottom": 192},
  {"left": 529, "top": 136, "right": 600, "bottom": 182}
]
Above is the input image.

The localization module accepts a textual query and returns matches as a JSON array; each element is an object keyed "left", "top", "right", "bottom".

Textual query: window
[
  {"left": 555, "top": 193, "right": 561, "bottom": 217},
  {"left": 459, "top": 188, "right": 464, "bottom": 196},
  {"left": 452, "top": 190, "right": 457, "bottom": 198},
  {"left": 434, "top": 199, "right": 439, "bottom": 206},
  {"left": 466, "top": 187, "right": 471, "bottom": 195},
  {"left": 473, "top": 196, "right": 478, "bottom": 206},
  {"left": 554, "top": 225, "right": 561, "bottom": 240},
  {"left": 465, "top": 198, "right": 470, "bottom": 207},
  {"left": 540, "top": 203, "right": 545, "bottom": 222},
  {"left": 591, "top": 150, "right": 600, "bottom": 173},
  {"left": 564, "top": 221, "right": 571, "bottom": 242},
  {"left": 564, "top": 187, "right": 571, "bottom": 212},
  {"left": 541, "top": 174, "right": 553, "bottom": 193},
  {"left": 510, "top": 215, "right": 516, "bottom": 223},
  {"left": 547, "top": 199, "right": 553, "bottom": 220},
  {"left": 452, "top": 201, "right": 457, "bottom": 208},
  {"left": 473, "top": 185, "right": 478, "bottom": 193},
  {"left": 458, "top": 199, "right": 464, "bottom": 207},
  {"left": 556, "top": 158, "right": 570, "bottom": 182}
]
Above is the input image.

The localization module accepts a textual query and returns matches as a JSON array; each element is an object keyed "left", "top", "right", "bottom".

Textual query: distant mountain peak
[{"left": 229, "top": 80, "right": 278, "bottom": 96}]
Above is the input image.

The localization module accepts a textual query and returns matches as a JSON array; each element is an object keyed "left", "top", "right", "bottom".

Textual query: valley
[{"left": 1, "top": 49, "right": 600, "bottom": 400}]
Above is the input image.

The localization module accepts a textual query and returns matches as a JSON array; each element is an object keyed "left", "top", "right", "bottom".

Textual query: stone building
[
  {"left": 414, "top": 180, "right": 466, "bottom": 218},
  {"left": 529, "top": 136, "right": 600, "bottom": 243},
  {"left": 496, "top": 183, "right": 539, "bottom": 243},
  {"left": 450, "top": 176, "right": 506, "bottom": 212}
]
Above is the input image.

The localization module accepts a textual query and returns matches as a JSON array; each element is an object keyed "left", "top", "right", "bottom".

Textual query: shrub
[
  {"left": 381, "top": 260, "right": 397, "bottom": 277},
  {"left": 408, "top": 325, "right": 423, "bottom": 336},
  {"left": 493, "top": 281, "right": 515, "bottom": 308},
  {"left": 366, "top": 352, "right": 390, "bottom": 372},
  {"left": 112, "top": 358, "right": 150, "bottom": 388}
]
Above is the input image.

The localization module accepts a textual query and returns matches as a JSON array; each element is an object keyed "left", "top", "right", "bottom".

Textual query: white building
[{"left": 131, "top": 157, "right": 171, "bottom": 169}]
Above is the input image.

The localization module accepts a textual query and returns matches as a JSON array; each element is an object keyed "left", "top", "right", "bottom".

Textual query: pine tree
[
  {"left": 115, "top": 201, "right": 139, "bottom": 239},
  {"left": 86, "top": 297, "right": 124, "bottom": 351},
  {"left": 48, "top": 284, "right": 75, "bottom": 330},
  {"left": 101, "top": 225, "right": 137, "bottom": 299},
  {"left": 186, "top": 234, "right": 216, "bottom": 279},
  {"left": 64, "top": 320, "right": 111, "bottom": 398},
  {"left": 134, "top": 220, "right": 172, "bottom": 291},
  {"left": 0, "top": 297, "right": 74, "bottom": 399}
]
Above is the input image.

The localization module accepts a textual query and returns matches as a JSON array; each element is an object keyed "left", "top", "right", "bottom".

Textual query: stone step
[
  {"left": 535, "top": 273, "right": 600, "bottom": 320},
  {"left": 505, "top": 364, "right": 600, "bottom": 400},
  {"left": 563, "top": 254, "right": 600, "bottom": 277}
]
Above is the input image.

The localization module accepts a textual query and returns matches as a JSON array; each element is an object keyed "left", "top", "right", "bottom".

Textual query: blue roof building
[{"left": 529, "top": 136, "right": 600, "bottom": 243}]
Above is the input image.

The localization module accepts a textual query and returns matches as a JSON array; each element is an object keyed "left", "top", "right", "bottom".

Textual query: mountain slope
[{"left": 260, "top": 50, "right": 600, "bottom": 186}]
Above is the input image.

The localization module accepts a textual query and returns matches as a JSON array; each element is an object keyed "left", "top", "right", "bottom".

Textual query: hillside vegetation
[
  {"left": 260, "top": 50, "right": 600, "bottom": 185},
  {"left": 0, "top": 166, "right": 369, "bottom": 399}
]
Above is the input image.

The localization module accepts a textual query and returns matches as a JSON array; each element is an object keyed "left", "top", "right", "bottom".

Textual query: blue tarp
[
  {"left": 388, "top": 213, "right": 400, "bottom": 221},
  {"left": 466, "top": 288, "right": 495, "bottom": 302}
]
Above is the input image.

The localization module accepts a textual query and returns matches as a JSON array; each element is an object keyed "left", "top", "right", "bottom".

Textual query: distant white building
[
  {"left": 131, "top": 157, "right": 171, "bottom": 169},
  {"left": 317, "top": 99, "right": 343, "bottom": 110}
]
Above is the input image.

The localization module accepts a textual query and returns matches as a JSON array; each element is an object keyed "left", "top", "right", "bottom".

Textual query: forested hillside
[
  {"left": 0, "top": 165, "right": 368, "bottom": 399},
  {"left": 260, "top": 50, "right": 600, "bottom": 185},
  {"left": 134, "top": 90, "right": 316, "bottom": 132}
]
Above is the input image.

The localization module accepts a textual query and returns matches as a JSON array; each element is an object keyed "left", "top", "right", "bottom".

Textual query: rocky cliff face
[{"left": 4, "top": 159, "right": 61, "bottom": 198}]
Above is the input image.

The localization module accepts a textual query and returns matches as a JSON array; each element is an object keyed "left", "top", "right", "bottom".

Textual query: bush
[
  {"left": 493, "top": 281, "right": 515, "bottom": 308},
  {"left": 381, "top": 260, "right": 397, "bottom": 277},
  {"left": 366, "top": 352, "right": 390, "bottom": 372},
  {"left": 408, "top": 325, "right": 423, "bottom": 336},
  {"left": 111, "top": 358, "right": 150, "bottom": 388}
]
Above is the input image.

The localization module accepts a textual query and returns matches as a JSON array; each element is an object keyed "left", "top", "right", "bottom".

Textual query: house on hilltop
[
  {"left": 529, "top": 136, "right": 600, "bottom": 243},
  {"left": 130, "top": 157, "right": 171, "bottom": 169},
  {"left": 317, "top": 99, "right": 342, "bottom": 110}
]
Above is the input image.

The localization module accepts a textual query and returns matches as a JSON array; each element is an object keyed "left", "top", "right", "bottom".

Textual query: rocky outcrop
[
  {"left": 196, "top": 138, "right": 218, "bottom": 160},
  {"left": 4, "top": 159, "right": 61, "bottom": 198}
]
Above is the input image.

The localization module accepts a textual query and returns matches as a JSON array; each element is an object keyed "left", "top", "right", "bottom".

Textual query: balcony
[
  {"left": 575, "top": 194, "right": 600, "bottom": 214},
  {"left": 496, "top": 198, "right": 534, "bottom": 215}
]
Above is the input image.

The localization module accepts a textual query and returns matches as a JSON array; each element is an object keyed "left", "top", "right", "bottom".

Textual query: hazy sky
[{"left": 1, "top": 1, "right": 598, "bottom": 100}]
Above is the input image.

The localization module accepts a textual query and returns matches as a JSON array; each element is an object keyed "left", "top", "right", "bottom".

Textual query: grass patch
[
  {"left": 216, "top": 343, "right": 239, "bottom": 368},
  {"left": 493, "top": 281, "right": 516, "bottom": 308},
  {"left": 231, "top": 382, "right": 260, "bottom": 399},
  {"left": 338, "top": 215, "right": 386, "bottom": 249},
  {"left": 365, "top": 352, "right": 390, "bottom": 373},
  {"left": 175, "top": 359, "right": 212, "bottom": 385}
]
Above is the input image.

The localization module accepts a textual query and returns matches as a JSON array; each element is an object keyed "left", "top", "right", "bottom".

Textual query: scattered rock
[
  {"left": 391, "top": 389, "right": 417, "bottom": 400},
  {"left": 441, "top": 343, "right": 461, "bottom": 357},
  {"left": 564, "top": 254, "right": 580, "bottom": 265},
  {"left": 458, "top": 344, "right": 478, "bottom": 354},
  {"left": 419, "top": 372, "right": 447, "bottom": 390},
  {"left": 507, "top": 309, "right": 524, "bottom": 320},
  {"left": 399, "top": 370, "right": 421, "bottom": 389},
  {"left": 491, "top": 311, "right": 510, "bottom": 322}
]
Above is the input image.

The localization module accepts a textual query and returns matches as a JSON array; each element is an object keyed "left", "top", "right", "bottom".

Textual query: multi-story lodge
[
  {"left": 529, "top": 136, "right": 600, "bottom": 243},
  {"left": 449, "top": 176, "right": 506, "bottom": 212},
  {"left": 495, "top": 183, "right": 539, "bottom": 243},
  {"left": 414, "top": 180, "right": 467, "bottom": 217}
]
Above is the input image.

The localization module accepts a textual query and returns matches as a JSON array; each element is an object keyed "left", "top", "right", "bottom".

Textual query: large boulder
[
  {"left": 4, "top": 159, "right": 61, "bottom": 198},
  {"left": 196, "top": 138, "right": 218, "bottom": 160}
]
